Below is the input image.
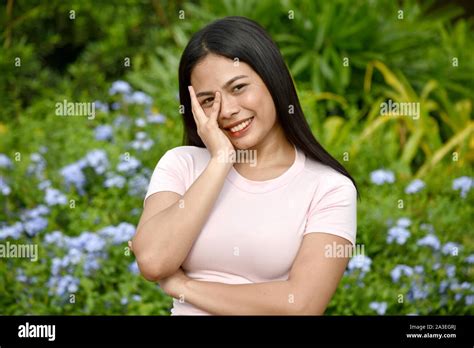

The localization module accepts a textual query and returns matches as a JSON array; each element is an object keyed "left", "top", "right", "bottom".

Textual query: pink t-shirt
[{"left": 143, "top": 145, "right": 357, "bottom": 315}]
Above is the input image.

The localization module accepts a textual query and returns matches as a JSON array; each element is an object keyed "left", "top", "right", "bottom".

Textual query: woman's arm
[
  {"left": 132, "top": 158, "right": 232, "bottom": 281},
  {"left": 165, "top": 233, "right": 351, "bottom": 315}
]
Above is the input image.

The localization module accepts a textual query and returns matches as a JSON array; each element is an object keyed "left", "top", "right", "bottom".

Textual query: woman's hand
[
  {"left": 188, "top": 85, "right": 236, "bottom": 163},
  {"left": 158, "top": 267, "right": 191, "bottom": 299}
]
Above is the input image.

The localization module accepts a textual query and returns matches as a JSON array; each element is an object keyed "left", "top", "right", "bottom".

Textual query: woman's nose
[{"left": 218, "top": 93, "right": 240, "bottom": 119}]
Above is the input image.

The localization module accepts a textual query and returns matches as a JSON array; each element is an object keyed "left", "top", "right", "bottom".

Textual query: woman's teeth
[{"left": 229, "top": 117, "right": 253, "bottom": 133}]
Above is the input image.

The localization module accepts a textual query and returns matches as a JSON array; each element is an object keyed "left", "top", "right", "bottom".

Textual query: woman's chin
[{"left": 231, "top": 141, "right": 254, "bottom": 151}]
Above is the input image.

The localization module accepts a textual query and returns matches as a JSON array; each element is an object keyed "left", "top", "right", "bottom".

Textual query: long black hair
[{"left": 178, "top": 16, "right": 359, "bottom": 195}]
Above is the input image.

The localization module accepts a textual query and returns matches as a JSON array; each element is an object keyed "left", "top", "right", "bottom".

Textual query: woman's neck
[{"left": 234, "top": 125, "right": 295, "bottom": 171}]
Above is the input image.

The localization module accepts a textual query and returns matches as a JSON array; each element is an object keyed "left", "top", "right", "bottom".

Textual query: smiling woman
[{"left": 131, "top": 16, "right": 359, "bottom": 315}]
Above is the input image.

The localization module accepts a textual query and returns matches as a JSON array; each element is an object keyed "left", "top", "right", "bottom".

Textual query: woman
[{"left": 131, "top": 16, "right": 359, "bottom": 315}]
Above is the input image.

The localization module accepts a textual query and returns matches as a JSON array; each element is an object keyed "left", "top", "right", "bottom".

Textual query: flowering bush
[{"left": 0, "top": 82, "right": 172, "bottom": 315}]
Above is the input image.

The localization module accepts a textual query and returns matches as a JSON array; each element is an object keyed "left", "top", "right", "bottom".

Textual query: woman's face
[{"left": 190, "top": 54, "right": 278, "bottom": 150}]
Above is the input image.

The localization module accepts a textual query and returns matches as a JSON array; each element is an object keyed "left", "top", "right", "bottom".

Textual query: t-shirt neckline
[{"left": 226, "top": 144, "right": 305, "bottom": 193}]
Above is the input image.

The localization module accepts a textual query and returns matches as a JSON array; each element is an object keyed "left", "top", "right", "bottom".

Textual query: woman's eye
[
  {"left": 233, "top": 84, "right": 247, "bottom": 92},
  {"left": 202, "top": 98, "right": 214, "bottom": 107}
]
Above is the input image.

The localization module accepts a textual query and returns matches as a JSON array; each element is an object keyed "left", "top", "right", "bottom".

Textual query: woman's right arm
[
  {"left": 133, "top": 86, "right": 235, "bottom": 282},
  {"left": 132, "top": 157, "right": 232, "bottom": 282}
]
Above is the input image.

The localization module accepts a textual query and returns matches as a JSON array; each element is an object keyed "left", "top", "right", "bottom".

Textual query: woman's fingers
[
  {"left": 210, "top": 91, "right": 221, "bottom": 123},
  {"left": 188, "top": 85, "right": 205, "bottom": 126}
]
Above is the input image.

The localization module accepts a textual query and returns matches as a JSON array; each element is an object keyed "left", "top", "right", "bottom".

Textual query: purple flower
[
  {"left": 99, "top": 222, "right": 136, "bottom": 245},
  {"left": 66, "top": 248, "right": 83, "bottom": 265},
  {"left": 84, "top": 233, "right": 106, "bottom": 253},
  {"left": 27, "top": 153, "right": 46, "bottom": 179},
  {"left": 128, "top": 174, "right": 149, "bottom": 196},
  {"left": 0, "top": 154, "right": 13, "bottom": 169},
  {"left": 109, "top": 80, "right": 132, "bottom": 95},
  {"left": 439, "top": 280, "right": 449, "bottom": 294},
  {"left": 387, "top": 226, "right": 410, "bottom": 245},
  {"left": 117, "top": 155, "right": 141, "bottom": 175},
  {"left": 93, "top": 100, "right": 109, "bottom": 113},
  {"left": 38, "top": 180, "right": 52, "bottom": 190},
  {"left": 407, "top": 281, "right": 429, "bottom": 301},
  {"left": 369, "top": 301, "right": 387, "bottom": 315},
  {"left": 104, "top": 173, "right": 126, "bottom": 189},
  {"left": 94, "top": 125, "right": 113, "bottom": 141},
  {"left": 396, "top": 217, "right": 411, "bottom": 228},
  {"left": 22, "top": 205, "right": 50, "bottom": 219},
  {"left": 135, "top": 118, "right": 147, "bottom": 127},
  {"left": 442, "top": 242, "right": 461, "bottom": 256},
  {"left": 84, "top": 149, "right": 109, "bottom": 175},
  {"left": 49, "top": 275, "right": 80, "bottom": 296},
  {"left": 64, "top": 232, "right": 105, "bottom": 253},
  {"left": 466, "top": 295, "right": 474, "bottom": 306},
  {"left": 60, "top": 162, "right": 86, "bottom": 194},
  {"left": 0, "top": 176, "right": 11, "bottom": 195},
  {"left": 405, "top": 179, "right": 425, "bottom": 194},
  {"left": 23, "top": 216, "right": 48, "bottom": 237},
  {"left": 465, "top": 254, "right": 474, "bottom": 264},
  {"left": 390, "top": 265, "right": 413, "bottom": 282},
  {"left": 130, "top": 132, "right": 154, "bottom": 151},
  {"left": 452, "top": 176, "right": 472, "bottom": 198},
  {"left": 83, "top": 255, "right": 100, "bottom": 275},
  {"left": 45, "top": 188, "right": 68, "bottom": 206},
  {"left": 445, "top": 265, "right": 456, "bottom": 278},
  {"left": 416, "top": 234, "right": 440, "bottom": 250},
  {"left": 124, "top": 91, "right": 152, "bottom": 105},
  {"left": 414, "top": 265, "right": 424, "bottom": 274},
  {"left": 0, "top": 222, "right": 23, "bottom": 240},
  {"left": 113, "top": 115, "right": 130, "bottom": 127},
  {"left": 347, "top": 255, "right": 372, "bottom": 274},
  {"left": 16, "top": 268, "right": 28, "bottom": 282},
  {"left": 51, "top": 258, "right": 63, "bottom": 276},
  {"left": 370, "top": 169, "right": 395, "bottom": 185},
  {"left": 129, "top": 261, "right": 140, "bottom": 275},
  {"left": 146, "top": 113, "right": 166, "bottom": 124},
  {"left": 44, "top": 231, "right": 66, "bottom": 247}
]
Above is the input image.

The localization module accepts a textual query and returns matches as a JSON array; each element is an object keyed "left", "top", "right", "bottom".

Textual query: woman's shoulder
[
  {"left": 303, "top": 156, "right": 355, "bottom": 190},
  {"left": 160, "top": 146, "right": 211, "bottom": 170},
  {"left": 165, "top": 145, "right": 210, "bottom": 159}
]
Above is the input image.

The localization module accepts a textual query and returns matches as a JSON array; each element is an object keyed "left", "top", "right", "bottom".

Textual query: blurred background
[{"left": 0, "top": 0, "right": 472, "bottom": 315}]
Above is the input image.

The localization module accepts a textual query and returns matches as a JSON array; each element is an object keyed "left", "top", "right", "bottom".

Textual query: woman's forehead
[{"left": 191, "top": 55, "right": 254, "bottom": 87}]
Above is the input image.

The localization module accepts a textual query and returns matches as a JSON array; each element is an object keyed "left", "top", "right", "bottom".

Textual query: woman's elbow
[{"left": 135, "top": 254, "right": 175, "bottom": 282}]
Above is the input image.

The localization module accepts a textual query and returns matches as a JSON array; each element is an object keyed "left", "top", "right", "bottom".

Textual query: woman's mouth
[{"left": 225, "top": 116, "right": 254, "bottom": 138}]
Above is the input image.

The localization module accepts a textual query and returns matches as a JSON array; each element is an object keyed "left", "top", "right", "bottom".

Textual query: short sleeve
[
  {"left": 143, "top": 149, "right": 187, "bottom": 206},
  {"left": 303, "top": 178, "right": 357, "bottom": 246}
]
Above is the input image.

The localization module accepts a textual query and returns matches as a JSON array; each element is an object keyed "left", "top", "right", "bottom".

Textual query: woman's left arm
[{"left": 162, "top": 233, "right": 351, "bottom": 315}]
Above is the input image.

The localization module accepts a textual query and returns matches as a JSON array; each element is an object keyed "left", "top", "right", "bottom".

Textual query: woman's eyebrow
[{"left": 195, "top": 75, "right": 249, "bottom": 98}]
